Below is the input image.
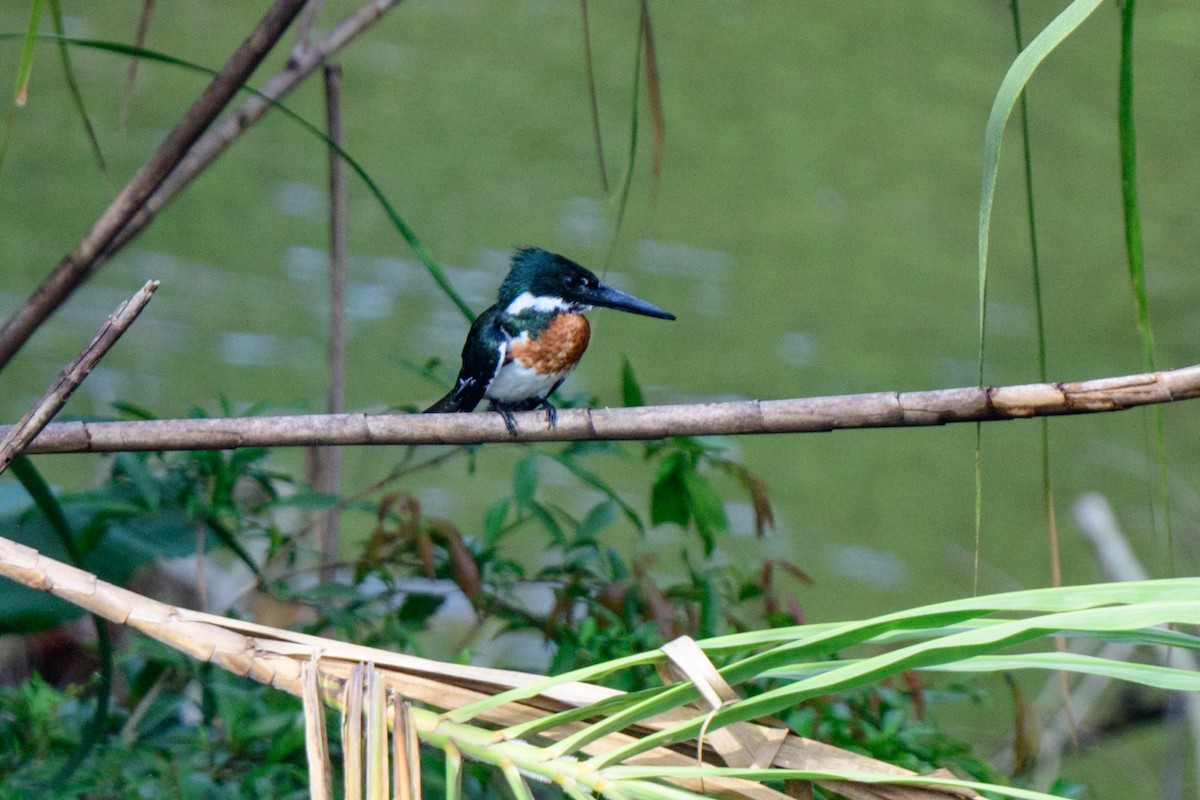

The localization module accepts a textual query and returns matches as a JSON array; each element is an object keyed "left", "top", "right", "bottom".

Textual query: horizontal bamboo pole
[{"left": 8, "top": 363, "right": 1200, "bottom": 453}]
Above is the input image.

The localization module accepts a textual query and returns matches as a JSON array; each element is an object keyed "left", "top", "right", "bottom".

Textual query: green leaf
[
  {"left": 113, "top": 452, "right": 160, "bottom": 512},
  {"left": 576, "top": 501, "right": 617, "bottom": 542},
  {"left": 681, "top": 470, "right": 727, "bottom": 555},
  {"left": 620, "top": 356, "right": 644, "bottom": 408},
  {"left": 650, "top": 452, "right": 690, "bottom": 529},
  {"left": 529, "top": 500, "right": 566, "bottom": 546},
  {"left": 554, "top": 452, "right": 644, "bottom": 534},
  {"left": 111, "top": 400, "right": 159, "bottom": 420},
  {"left": 484, "top": 498, "right": 510, "bottom": 546},
  {"left": 513, "top": 456, "right": 539, "bottom": 507}
]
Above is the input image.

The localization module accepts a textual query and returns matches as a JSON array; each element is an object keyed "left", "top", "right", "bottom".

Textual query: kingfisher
[{"left": 424, "top": 247, "right": 675, "bottom": 432}]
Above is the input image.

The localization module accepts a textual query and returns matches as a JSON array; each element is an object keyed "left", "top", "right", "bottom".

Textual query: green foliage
[
  {"left": 1, "top": 414, "right": 284, "bottom": 634},
  {"left": 0, "top": 644, "right": 312, "bottom": 799},
  {"left": 0, "top": 382, "right": 994, "bottom": 795},
  {"left": 783, "top": 683, "right": 999, "bottom": 781}
]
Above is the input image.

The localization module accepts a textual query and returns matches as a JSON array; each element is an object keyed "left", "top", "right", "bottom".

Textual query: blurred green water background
[{"left": 1, "top": 0, "right": 1199, "bottom": 788}]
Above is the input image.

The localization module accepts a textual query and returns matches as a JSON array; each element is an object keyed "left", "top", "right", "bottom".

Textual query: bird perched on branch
[{"left": 424, "top": 247, "right": 675, "bottom": 433}]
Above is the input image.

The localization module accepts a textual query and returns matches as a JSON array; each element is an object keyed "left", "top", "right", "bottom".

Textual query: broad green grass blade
[
  {"left": 545, "top": 582, "right": 1200, "bottom": 761},
  {"left": 765, "top": 650, "right": 1200, "bottom": 692},
  {"left": 46, "top": 0, "right": 108, "bottom": 177},
  {"left": 453, "top": 578, "right": 1200, "bottom": 736},
  {"left": 0, "top": 33, "right": 474, "bottom": 321},
  {"left": 928, "top": 651, "right": 1200, "bottom": 690},
  {"left": 587, "top": 599, "right": 1200, "bottom": 768},
  {"left": 976, "top": 0, "right": 1104, "bottom": 380}
]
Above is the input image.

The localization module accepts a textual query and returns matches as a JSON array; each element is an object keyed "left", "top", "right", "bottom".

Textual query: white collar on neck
[{"left": 505, "top": 292, "right": 570, "bottom": 315}]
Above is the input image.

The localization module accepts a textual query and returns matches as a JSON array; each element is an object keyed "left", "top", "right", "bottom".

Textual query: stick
[
  {"left": 0, "top": 281, "right": 158, "bottom": 474},
  {"left": 0, "top": 0, "right": 308, "bottom": 370},
  {"left": 318, "top": 62, "right": 347, "bottom": 583},
  {"left": 10, "top": 363, "right": 1200, "bottom": 454}
]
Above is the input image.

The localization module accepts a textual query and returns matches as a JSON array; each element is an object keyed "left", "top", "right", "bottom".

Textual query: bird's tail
[{"left": 423, "top": 390, "right": 466, "bottom": 414}]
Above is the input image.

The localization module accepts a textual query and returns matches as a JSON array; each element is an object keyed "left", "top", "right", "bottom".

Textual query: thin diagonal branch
[
  {"left": 9, "top": 363, "right": 1200, "bottom": 454},
  {"left": 0, "top": 0, "right": 308, "bottom": 370},
  {"left": 0, "top": 280, "right": 158, "bottom": 474}
]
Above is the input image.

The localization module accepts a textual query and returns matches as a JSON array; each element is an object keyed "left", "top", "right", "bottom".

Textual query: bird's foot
[
  {"left": 489, "top": 402, "right": 520, "bottom": 435},
  {"left": 535, "top": 398, "right": 558, "bottom": 429}
]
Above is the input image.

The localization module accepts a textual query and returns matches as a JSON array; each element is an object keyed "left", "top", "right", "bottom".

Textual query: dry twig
[
  {"left": 0, "top": 281, "right": 158, "bottom": 475},
  {"left": 10, "top": 363, "right": 1200, "bottom": 454}
]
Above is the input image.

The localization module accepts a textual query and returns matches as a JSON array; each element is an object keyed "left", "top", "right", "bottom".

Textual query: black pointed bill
[{"left": 582, "top": 283, "right": 676, "bottom": 320}]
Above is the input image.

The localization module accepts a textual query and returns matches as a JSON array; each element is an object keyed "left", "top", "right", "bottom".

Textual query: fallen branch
[
  {"left": 0, "top": 281, "right": 158, "bottom": 474},
  {"left": 11, "top": 363, "right": 1200, "bottom": 454},
  {"left": 0, "top": 0, "right": 308, "bottom": 369}
]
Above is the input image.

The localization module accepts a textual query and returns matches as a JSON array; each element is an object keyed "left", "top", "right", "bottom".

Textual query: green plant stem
[
  {"left": 1008, "top": 0, "right": 1059, "bottom": 588},
  {"left": 1118, "top": 0, "right": 1172, "bottom": 571}
]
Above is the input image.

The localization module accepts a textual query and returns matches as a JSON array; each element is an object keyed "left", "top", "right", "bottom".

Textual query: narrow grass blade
[
  {"left": 639, "top": 0, "right": 664, "bottom": 195},
  {"left": 605, "top": 766, "right": 1064, "bottom": 800},
  {"left": 1117, "top": 0, "right": 1172, "bottom": 568},
  {"left": 976, "top": 0, "right": 1104, "bottom": 379},
  {"left": 604, "top": 12, "right": 644, "bottom": 270},
  {"left": 13, "top": 0, "right": 43, "bottom": 107},
  {"left": 443, "top": 741, "right": 462, "bottom": 800},
  {"left": 499, "top": 762, "right": 535, "bottom": 800},
  {"left": 578, "top": 0, "right": 608, "bottom": 192},
  {"left": 47, "top": 0, "right": 108, "bottom": 177},
  {"left": 1008, "top": 0, "right": 1059, "bottom": 589}
]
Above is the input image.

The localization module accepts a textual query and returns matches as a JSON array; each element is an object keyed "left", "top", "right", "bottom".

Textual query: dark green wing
[{"left": 423, "top": 305, "right": 507, "bottom": 413}]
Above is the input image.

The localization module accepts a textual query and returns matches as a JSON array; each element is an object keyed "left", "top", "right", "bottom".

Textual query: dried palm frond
[{"left": 14, "top": 533, "right": 1140, "bottom": 800}]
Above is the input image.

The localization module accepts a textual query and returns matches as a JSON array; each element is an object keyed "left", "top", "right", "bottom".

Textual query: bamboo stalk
[{"left": 9, "top": 363, "right": 1200, "bottom": 453}]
